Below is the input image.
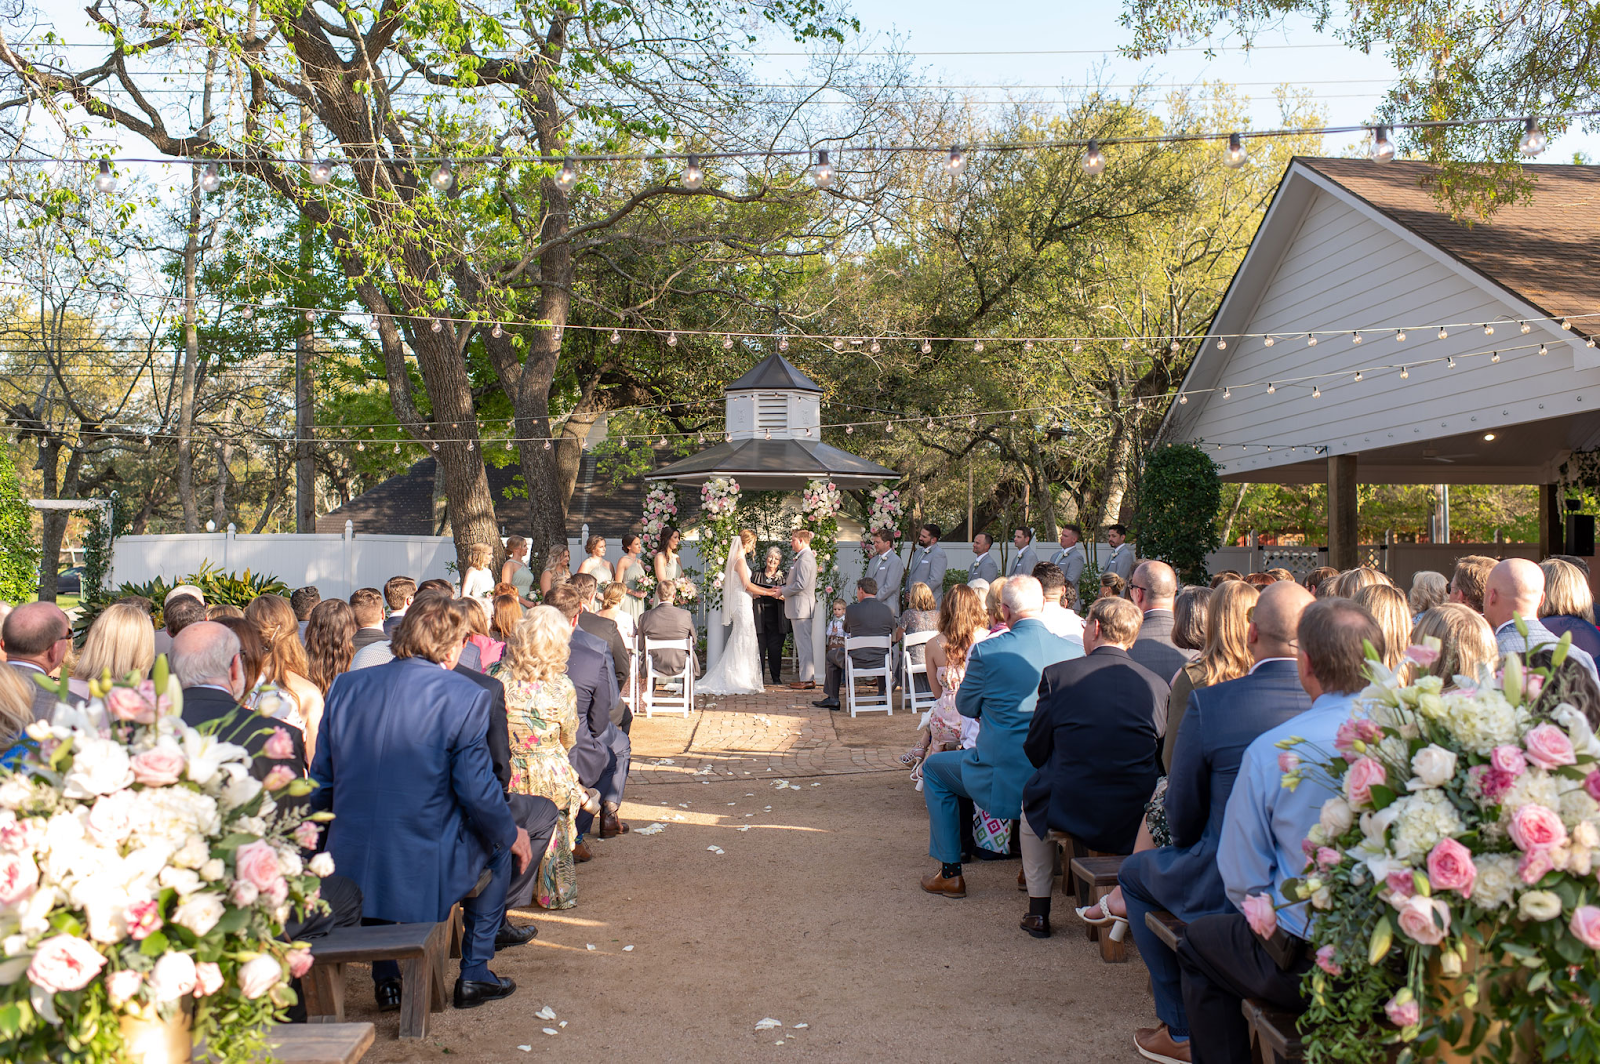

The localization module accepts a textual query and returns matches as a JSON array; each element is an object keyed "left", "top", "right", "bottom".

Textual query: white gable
[{"left": 1166, "top": 163, "right": 1600, "bottom": 483}]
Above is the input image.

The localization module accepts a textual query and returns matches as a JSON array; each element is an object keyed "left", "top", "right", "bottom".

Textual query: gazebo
[{"left": 648, "top": 352, "right": 898, "bottom": 667}]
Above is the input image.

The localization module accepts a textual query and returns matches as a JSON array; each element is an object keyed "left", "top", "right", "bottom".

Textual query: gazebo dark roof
[
  {"left": 647, "top": 438, "right": 896, "bottom": 488},
  {"left": 725, "top": 353, "right": 823, "bottom": 392}
]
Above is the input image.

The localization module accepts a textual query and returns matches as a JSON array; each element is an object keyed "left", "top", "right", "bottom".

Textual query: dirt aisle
[{"left": 355, "top": 695, "right": 1156, "bottom": 1063}]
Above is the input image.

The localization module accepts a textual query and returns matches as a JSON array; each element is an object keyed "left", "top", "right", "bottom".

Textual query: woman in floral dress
[
  {"left": 495, "top": 605, "right": 596, "bottom": 909},
  {"left": 902, "top": 584, "right": 989, "bottom": 783}
]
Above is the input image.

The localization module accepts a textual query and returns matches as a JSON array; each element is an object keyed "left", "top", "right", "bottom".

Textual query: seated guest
[
  {"left": 1118, "top": 580, "right": 1314, "bottom": 1063},
  {"left": 0, "top": 666, "right": 33, "bottom": 746},
  {"left": 211, "top": 616, "right": 278, "bottom": 718},
  {"left": 69, "top": 601, "right": 155, "bottom": 700},
  {"left": 1243, "top": 572, "right": 1274, "bottom": 589},
  {"left": 985, "top": 577, "right": 1010, "bottom": 633},
  {"left": 1484, "top": 557, "right": 1600, "bottom": 682},
  {"left": 1018, "top": 597, "right": 1165, "bottom": 938},
  {"left": 1098, "top": 571, "right": 1127, "bottom": 601},
  {"left": 1324, "top": 567, "right": 1389, "bottom": 598},
  {"left": 290, "top": 585, "right": 321, "bottom": 638},
  {"left": 4, "top": 602, "right": 83, "bottom": 720},
  {"left": 1409, "top": 604, "right": 1497, "bottom": 689},
  {"left": 594, "top": 583, "right": 636, "bottom": 662},
  {"left": 1302, "top": 566, "right": 1337, "bottom": 597},
  {"left": 491, "top": 590, "right": 524, "bottom": 642},
  {"left": 636, "top": 582, "right": 697, "bottom": 679},
  {"left": 1161, "top": 586, "right": 1212, "bottom": 772},
  {"left": 1447, "top": 554, "right": 1496, "bottom": 613},
  {"left": 349, "top": 588, "right": 389, "bottom": 650},
  {"left": 572, "top": 572, "right": 631, "bottom": 726},
  {"left": 1033, "top": 562, "right": 1085, "bottom": 642},
  {"left": 1127, "top": 561, "right": 1196, "bottom": 705},
  {"left": 304, "top": 599, "right": 357, "bottom": 698},
  {"left": 1351, "top": 583, "right": 1411, "bottom": 671},
  {"left": 1539, "top": 557, "right": 1600, "bottom": 659},
  {"left": 245, "top": 594, "right": 325, "bottom": 756},
  {"left": 382, "top": 575, "right": 416, "bottom": 634},
  {"left": 162, "top": 593, "right": 208, "bottom": 645},
  {"left": 461, "top": 597, "right": 505, "bottom": 670},
  {"left": 206, "top": 603, "right": 244, "bottom": 621},
  {"left": 896, "top": 581, "right": 941, "bottom": 693},
  {"left": 171, "top": 621, "right": 308, "bottom": 774},
  {"left": 152, "top": 584, "right": 206, "bottom": 656},
  {"left": 1176, "top": 598, "right": 1382, "bottom": 1063},
  {"left": 311, "top": 596, "right": 533, "bottom": 1011},
  {"left": 1265, "top": 568, "right": 1295, "bottom": 583},
  {"left": 1408, "top": 570, "right": 1448, "bottom": 618},
  {"left": 815, "top": 578, "right": 896, "bottom": 710},
  {"left": 547, "top": 585, "right": 630, "bottom": 846},
  {"left": 920, "top": 576, "right": 1077, "bottom": 898}
]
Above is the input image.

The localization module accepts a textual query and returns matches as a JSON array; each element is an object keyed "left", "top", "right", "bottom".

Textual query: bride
[{"left": 698, "top": 528, "right": 782, "bottom": 695}]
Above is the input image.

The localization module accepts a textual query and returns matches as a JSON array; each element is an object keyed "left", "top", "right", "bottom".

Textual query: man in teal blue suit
[{"left": 920, "top": 575, "right": 1078, "bottom": 898}]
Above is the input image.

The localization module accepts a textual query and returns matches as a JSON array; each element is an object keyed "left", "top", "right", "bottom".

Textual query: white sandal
[{"left": 1075, "top": 902, "right": 1115, "bottom": 926}]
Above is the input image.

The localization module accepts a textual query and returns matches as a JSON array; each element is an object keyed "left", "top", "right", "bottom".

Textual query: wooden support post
[
  {"left": 1327, "top": 455, "right": 1358, "bottom": 571},
  {"left": 1540, "top": 483, "right": 1565, "bottom": 558}
]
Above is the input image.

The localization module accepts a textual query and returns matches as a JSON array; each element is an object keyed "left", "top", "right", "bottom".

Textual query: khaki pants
[{"left": 1019, "top": 815, "right": 1058, "bottom": 898}]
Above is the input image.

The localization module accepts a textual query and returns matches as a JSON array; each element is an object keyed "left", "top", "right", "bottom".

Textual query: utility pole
[{"left": 295, "top": 105, "right": 315, "bottom": 532}]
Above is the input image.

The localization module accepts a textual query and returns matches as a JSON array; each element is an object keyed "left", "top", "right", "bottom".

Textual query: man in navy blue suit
[
  {"left": 547, "top": 584, "right": 631, "bottom": 847},
  {"left": 312, "top": 595, "right": 533, "bottom": 1011},
  {"left": 1118, "top": 579, "right": 1314, "bottom": 1064}
]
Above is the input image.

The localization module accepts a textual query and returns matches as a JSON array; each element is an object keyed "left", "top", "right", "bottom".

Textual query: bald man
[
  {"left": 1485, "top": 558, "right": 1600, "bottom": 683},
  {"left": 3, "top": 602, "right": 83, "bottom": 721},
  {"left": 1117, "top": 578, "right": 1316, "bottom": 1064},
  {"left": 1126, "top": 561, "right": 1194, "bottom": 730}
]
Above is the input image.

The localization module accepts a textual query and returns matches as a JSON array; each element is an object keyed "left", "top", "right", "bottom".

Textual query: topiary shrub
[
  {"left": 1135, "top": 444, "right": 1222, "bottom": 585},
  {"left": 0, "top": 448, "right": 39, "bottom": 604}
]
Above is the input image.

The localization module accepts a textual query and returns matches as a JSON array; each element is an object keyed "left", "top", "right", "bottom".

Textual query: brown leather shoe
[
  {"left": 787, "top": 681, "right": 816, "bottom": 690},
  {"left": 573, "top": 840, "right": 594, "bottom": 863},
  {"left": 1134, "top": 1025, "right": 1192, "bottom": 1064},
  {"left": 1017, "top": 868, "right": 1027, "bottom": 891},
  {"left": 920, "top": 871, "right": 966, "bottom": 898},
  {"left": 1019, "top": 913, "right": 1051, "bottom": 938},
  {"left": 598, "top": 813, "right": 629, "bottom": 838}
]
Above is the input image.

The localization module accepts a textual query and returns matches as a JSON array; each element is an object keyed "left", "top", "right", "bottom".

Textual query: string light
[
  {"left": 921, "top": 339, "right": 932, "bottom": 354},
  {"left": 1306, "top": 336, "right": 1317, "bottom": 347},
  {"left": 1353, "top": 370, "right": 1363, "bottom": 381},
  {"left": 303, "top": 309, "right": 315, "bottom": 322},
  {"left": 240, "top": 305, "right": 252, "bottom": 319},
  {"left": 723, "top": 334, "right": 734, "bottom": 350},
  {"left": 1222, "top": 387, "right": 1231, "bottom": 398},
  {"left": 1521, "top": 321, "right": 1532, "bottom": 333},
  {"left": 556, "top": 158, "right": 578, "bottom": 190},
  {"left": 1539, "top": 344, "right": 1549, "bottom": 355},
  {"left": 1519, "top": 117, "right": 1548, "bottom": 157},
  {"left": 1370, "top": 124, "right": 1396, "bottom": 163},
  {"left": 1438, "top": 327, "right": 1448, "bottom": 339},
  {"left": 309, "top": 159, "right": 333, "bottom": 185},
  {"left": 683, "top": 155, "right": 704, "bottom": 190},
  {"left": 1490, "top": 351, "right": 1500, "bottom": 362},
  {"left": 667, "top": 331, "right": 678, "bottom": 346},
  {"left": 199, "top": 163, "right": 222, "bottom": 193},
  {"left": 1563, "top": 318, "right": 1573, "bottom": 330},
  {"left": 1263, "top": 336, "right": 1274, "bottom": 347},
  {"left": 1352, "top": 332, "right": 1362, "bottom": 344},
  {"left": 1396, "top": 330, "right": 1406, "bottom": 342},
  {"left": 1178, "top": 393, "right": 1187, "bottom": 405},
  {"left": 1216, "top": 338, "right": 1226, "bottom": 349},
  {"left": 778, "top": 335, "right": 788, "bottom": 351},
  {"left": 1400, "top": 366, "right": 1409, "bottom": 379},
  {"left": 944, "top": 146, "right": 966, "bottom": 177},
  {"left": 491, "top": 323, "right": 503, "bottom": 338},
  {"left": 610, "top": 329, "right": 621, "bottom": 344},
  {"left": 833, "top": 339, "right": 844, "bottom": 351},
  {"left": 1266, "top": 382, "right": 1276, "bottom": 394},
  {"left": 870, "top": 339, "right": 881, "bottom": 353},
  {"left": 1081, "top": 139, "right": 1106, "bottom": 177},
  {"left": 813, "top": 149, "right": 833, "bottom": 189},
  {"left": 1447, "top": 356, "right": 1456, "bottom": 368},
  {"left": 1312, "top": 385, "right": 1322, "bottom": 398},
  {"left": 1222, "top": 132, "right": 1247, "bottom": 169},
  {"left": 430, "top": 160, "right": 454, "bottom": 191},
  {"left": 95, "top": 160, "right": 115, "bottom": 193},
  {"left": 1025, "top": 339, "right": 1036, "bottom": 351},
  {"left": 974, "top": 340, "right": 984, "bottom": 352},
  {"left": 430, "top": 319, "right": 443, "bottom": 333}
]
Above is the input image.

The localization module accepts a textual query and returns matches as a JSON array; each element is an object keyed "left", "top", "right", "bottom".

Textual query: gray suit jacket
[
  {"left": 1498, "top": 616, "right": 1600, "bottom": 683},
  {"left": 1009, "top": 545, "right": 1040, "bottom": 578},
  {"left": 11, "top": 661, "right": 84, "bottom": 722},
  {"left": 866, "top": 550, "right": 904, "bottom": 605},
  {"left": 638, "top": 603, "right": 697, "bottom": 675},
  {"left": 906, "top": 545, "right": 948, "bottom": 604},
  {"left": 782, "top": 548, "right": 816, "bottom": 620},
  {"left": 843, "top": 598, "right": 897, "bottom": 668},
  {"left": 1053, "top": 544, "right": 1087, "bottom": 589},
  {"left": 968, "top": 551, "right": 1000, "bottom": 584},
  {"left": 1104, "top": 543, "right": 1136, "bottom": 579},
  {"left": 1126, "top": 610, "right": 1192, "bottom": 732}
]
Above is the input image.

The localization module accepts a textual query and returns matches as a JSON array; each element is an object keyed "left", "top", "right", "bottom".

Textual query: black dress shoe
[
  {"left": 453, "top": 973, "right": 516, "bottom": 1009},
  {"left": 374, "top": 978, "right": 402, "bottom": 1012},
  {"left": 812, "top": 697, "right": 839, "bottom": 708},
  {"left": 494, "top": 921, "right": 538, "bottom": 950}
]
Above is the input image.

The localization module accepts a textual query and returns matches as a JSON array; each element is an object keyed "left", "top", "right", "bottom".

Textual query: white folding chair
[
  {"left": 900, "top": 629, "right": 939, "bottom": 715},
  {"left": 843, "top": 635, "right": 894, "bottom": 717},
  {"left": 643, "top": 637, "right": 694, "bottom": 718}
]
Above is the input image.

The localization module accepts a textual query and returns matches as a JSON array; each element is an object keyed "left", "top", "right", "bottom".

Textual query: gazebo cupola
[{"left": 723, "top": 354, "right": 823, "bottom": 441}]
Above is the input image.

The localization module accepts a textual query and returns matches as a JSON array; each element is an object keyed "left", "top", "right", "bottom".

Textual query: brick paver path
[{"left": 626, "top": 684, "right": 912, "bottom": 786}]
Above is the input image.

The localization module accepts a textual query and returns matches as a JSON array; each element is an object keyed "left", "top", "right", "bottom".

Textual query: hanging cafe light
[
  {"left": 1222, "top": 132, "right": 1248, "bottom": 169},
  {"left": 813, "top": 149, "right": 833, "bottom": 189}
]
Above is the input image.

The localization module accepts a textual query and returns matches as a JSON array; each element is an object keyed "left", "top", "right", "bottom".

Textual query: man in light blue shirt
[{"left": 1175, "top": 597, "right": 1384, "bottom": 1064}]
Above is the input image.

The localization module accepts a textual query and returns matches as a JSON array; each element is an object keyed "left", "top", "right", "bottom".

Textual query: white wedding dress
[{"left": 697, "top": 536, "right": 766, "bottom": 695}]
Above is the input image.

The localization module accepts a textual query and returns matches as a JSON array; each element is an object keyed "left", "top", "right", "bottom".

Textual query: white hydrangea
[
  {"left": 1438, "top": 688, "right": 1528, "bottom": 755},
  {"left": 1472, "top": 853, "right": 1519, "bottom": 910},
  {"left": 1389, "top": 789, "right": 1465, "bottom": 860},
  {"left": 128, "top": 786, "right": 221, "bottom": 846},
  {"left": 1501, "top": 771, "right": 1563, "bottom": 831}
]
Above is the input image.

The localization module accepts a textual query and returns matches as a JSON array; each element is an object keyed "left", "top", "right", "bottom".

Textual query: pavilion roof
[
  {"left": 646, "top": 438, "right": 896, "bottom": 488},
  {"left": 724, "top": 352, "right": 824, "bottom": 392}
]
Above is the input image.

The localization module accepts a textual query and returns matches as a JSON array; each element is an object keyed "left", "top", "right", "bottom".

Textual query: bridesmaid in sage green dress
[
  {"left": 615, "top": 534, "right": 648, "bottom": 622},
  {"left": 501, "top": 535, "right": 537, "bottom": 607},
  {"left": 652, "top": 527, "right": 682, "bottom": 600}
]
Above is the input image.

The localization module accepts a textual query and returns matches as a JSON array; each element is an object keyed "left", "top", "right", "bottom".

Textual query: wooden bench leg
[
  {"left": 302, "top": 962, "right": 346, "bottom": 1023},
  {"left": 398, "top": 955, "right": 432, "bottom": 1039},
  {"left": 425, "top": 921, "right": 449, "bottom": 1014},
  {"left": 448, "top": 903, "right": 462, "bottom": 960}
]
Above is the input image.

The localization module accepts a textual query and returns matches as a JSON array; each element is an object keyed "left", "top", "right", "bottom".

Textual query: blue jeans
[
  {"left": 1119, "top": 852, "right": 1188, "bottom": 1040},
  {"left": 921, "top": 750, "right": 973, "bottom": 864}
]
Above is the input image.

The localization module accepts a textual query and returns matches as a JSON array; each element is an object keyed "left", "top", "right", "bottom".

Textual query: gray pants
[{"left": 791, "top": 616, "right": 814, "bottom": 681}]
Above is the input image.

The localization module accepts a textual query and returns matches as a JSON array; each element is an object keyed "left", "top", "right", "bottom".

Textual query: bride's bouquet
[{"left": 1274, "top": 629, "right": 1600, "bottom": 1063}]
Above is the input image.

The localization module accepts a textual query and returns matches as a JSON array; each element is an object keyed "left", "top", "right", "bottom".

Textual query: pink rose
[
  {"left": 125, "top": 900, "right": 162, "bottom": 940},
  {"left": 1315, "top": 944, "right": 1342, "bottom": 976},
  {"left": 1490, "top": 745, "right": 1527, "bottom": 776},
  {"left": 263, "top": 728, "right": 296, "bottom": 761},
  {"left": 1571, "top": 906, "right": 1600, "bottom": 950},
  {"left": 1479, "top": 767, "right": 1517, "bottom": 803},
  {"left": 1509, "top": 804, "right": 1569, "bottom": 852},
  {"left": 1403, "top": 644, "right": 1440, "bottom": 667},
  {"left": 106, "top": 968, "right": 143, "bottom": 1005},
  {"left": 1427, "top": 838, "right": 1476, "bottom": 897},
  {"left": 293, "top": 822, "right": 320, "bottom": 849},
  {"left": 1526, "top": 674, "right": 1545, "bottom": 699},
  {"left": 104, "top": 686, "right": 157, "bottom": 724},
  {"left": 0, "top": 852, "right": 39, "bottom": 905},
  {"left": 1344, "top": 757, "right": 1387, "bottom": 806},
  {"left": 192, "top": 961, "right": 224, "bottom": 997},
  {"left": 1519, "top": 848, "right": 1557, "bottom": 885},
  {"left": 1335, "top": 719, "right": 1382, "bottom": 761},
  {"left": 1385, "top": 870, "right": 1416, "bottom": 902},
  {"left": 287, "top": 949, "right": 314, "bottom": 979},
  {"left": 263, "top": 765, "right": 295, "bottom": 791},
  {"left": 1242, "top": 892, "right": 1277, "bottom": 939},
  {"left": 0, "top": 811, "right": 41, "bottom": 853},
  {"left": 1278, "top": 752, "right": 1301, "bottom": 773},
  {"left": 1587, "top": 771, "right": 1600, "bottom": 803},
  {"left": 235, "top": 840, "right": 286, "bottom": 894},
  {"left": 1316, "top": 847, "right": 1342, "bottom": 871},
  {"left": 130, "top": 747, "right": 186, "bottom": 786},
  {"left": 27, "top": 934, "right": 106, "bottom": 993},
  {"left": 1384, "top": 993, "right": 1420, "bottom": 1028},
  {"left": 1397, "top": 895, "right": 1450, "bottom": 945},
  {"left": 1524, "top": 724, "right": 1577, "bottom": 770}
]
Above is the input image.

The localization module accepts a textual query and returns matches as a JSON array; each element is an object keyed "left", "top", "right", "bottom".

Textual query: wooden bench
[
  {"left": 251, "top": 1022, "right": 376, "bottom": 1064},
  {"left": 1144, "top": 910, "right": 1185, "bottom": 952},
  {"left": 1067, "top": 855, "right": 1128, "bottom": 963},
  {"left": 1243, "top": 998, "right": 1303, "bottom": 1064},
  {"left": 304, "top": 923, "right": 449, "bottom": 1040}
]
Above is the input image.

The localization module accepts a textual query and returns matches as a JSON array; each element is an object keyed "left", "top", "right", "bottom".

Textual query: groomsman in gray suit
[
  {"left": 906, "top": 524, "right": 949, "bottom": 605},
  {"left": 1008, "top": 527, "right": 1040, "bottom": 578},
  {"left": 783, "top": 529, "right": 819, "bottom": 690},
  {"left": 1104, "top": 523, "right": 1136, "bottom": 580},
  {"left": 866, "top": 530, "right": 904, "bottom": 607},
  {"left": 968, "top": 532, "right": 1000, "bottom": 584},
  {"left": 1052, "top": 524, "right": 1087, "bottom": 594}
]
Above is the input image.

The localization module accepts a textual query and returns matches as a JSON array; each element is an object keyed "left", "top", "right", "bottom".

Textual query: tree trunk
[
  {"left": 1098, "top": 420, "right": 1136, "bottom": 532},
  {"left": 212, "top": 433, "right": 232, "bottom": 529},
  {"left": 294, "top": 109, "right": 316, "bottom": 533},
  {"left": 1219, "top": 483, "right": 1248, "bottom": 547}
]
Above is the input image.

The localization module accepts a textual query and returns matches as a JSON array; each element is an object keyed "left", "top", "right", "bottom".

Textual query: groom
[{"left": 783, "top": 529, "right": 818, "bottom": 690}]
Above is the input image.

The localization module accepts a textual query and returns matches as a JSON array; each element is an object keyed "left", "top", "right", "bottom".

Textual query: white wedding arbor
[{"left": 649, "top": 352, "right": 898, "bottom": 668}]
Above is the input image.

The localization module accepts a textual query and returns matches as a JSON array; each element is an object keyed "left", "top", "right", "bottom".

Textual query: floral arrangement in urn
[
  {"left": 800, "top": 477, "right": 842, "bottom": 601},
  {"left": 0, "top": 661, "right": 331, "bottom": 1063},
  {"left": 638, "top": 483, "right": 678, "bottom": 556},
  {"left": 864, "top": 483, "right": 904, "bottom": 546},
  {"left": 1274, "top": 629, "right": 1600, "bottom": 1063}
]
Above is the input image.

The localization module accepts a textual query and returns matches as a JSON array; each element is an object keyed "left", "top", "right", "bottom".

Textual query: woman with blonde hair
[
  {"left": 1408, "top": 570, "right": 1448, "bottom": 618},
  {"left": 595, "top": 582, "right": 635, "bottom": 654},
  {"left": 577, "top": 535, "right": 613, "bottom": 585},
  {"left": 303, "top": 599, "right": 357, "bottom": 694},
  {"left": 494, "top": 605, "right": 596, "bottom": 908},
  {"left": 896, "top": 582, "right": 940, "bottom": 692},
  {"left": 459, "top": 543, "right": 496, "bottom": 612},
  {"left": 539, "top": 543, "right": 572, "bottom": 599},
  {"left": 1409, "top": 604, "right": 1498, "bottom": 688},
  {"left": 69, "top": 601, "right": 155, "bottom": 699},
  {"left": 1195, "top": 579, "right": 1260, "bottom": 689},
  {"left": 903, "top": 584, "right": 990, "bottom": 777},
  {"left": 1160, "top": 586, "right": 1213, "bottom": 772},
  {"left": 244, "top": 594, "right": 323, "bottom": 753},
  {"left": 1352, "top": 583, "right": 1412, "bottom": 671},
  {"left": 986, "top": 577, "right": 1010, "bottom": 633},
  {"left": 501, "top": 536, "right": 537, "bottom": 607},
  {"left": 0, "top": 665, "right": 33, "bottom": 746},
  {"left": 1325, "top": 566, "right": 1390, "bottom": 599},
  {"left": 1540, "top": 558, "right": 1600, "bottom": 658}
]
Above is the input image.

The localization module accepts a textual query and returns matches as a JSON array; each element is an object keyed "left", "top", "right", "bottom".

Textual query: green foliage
[
  {"left": 79, "top": 496, "right": 125, "bottom": 608},
  {"left": 74, "top": 563, "right": 288, "bottom": 641},
  {"left": 1135, "top": 444, "right": 1221, "bottom": 583},
  {"left": 0, "top": 447, "right": 39, "bottom": 604}
]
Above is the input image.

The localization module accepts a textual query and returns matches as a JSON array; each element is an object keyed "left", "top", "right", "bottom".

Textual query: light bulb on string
[
  {"left": 1491, "top": 351, "right": 1501, "bottom": 362},
  {"left": 1519, "top": 117, "right": 1548, "bottom": 157},
  {"left": 199, "top": 162, "right": 222, "bottom": 193},
  {"left": 1521, "top": 321, "right": 1532, "bottom": 333},
  {"left": 764, "top": 429, "right": 772, "bottom": 440},
  {"left": 1438, "top": 327, "right": 1448, "bottom": 340},
  {"left": 1263, "top": 336, "right": 1274, "bottom": 347},
  {"left": 658, "top": 436, "right": 668, "bottom": 446},
  {"left": 1025, "top": 339, "right": 1036, "bottom": 352},
  {"left": 467, "top": 441, "right": 475, "bottom": 452},
  {"left": 1223, "top": 132, "right": 1248, "bottom": 169},
  {"left": 1539, "top": 344, "right": 1549, "bottom": 355},
  {"left": 1177, "top": 393, "right": 1187, "bottom": 405},
  {"left": 722, "top": 334, "right": 734, "bottom": 350},
  {"left": 1447, "top": 356, "right": 1457, "bottom": 368},
  {"left": 885, "top": 421, "right": 894, "bottom": 433},
  {"left": 610, "top": 329, "right": 621, "bottom": 344},
  {"left": 1306, "top": 336, "right": 1318, "bottom": 347},
  {"left": 1352, "top": 332, "right": 1363, "bottom": 344},
  {"left": 1353, "top": 370, "right": 1364, "bottom": 381},
  {"left": 683, "top": 155, "right": 704, "bottom": 190},
  {"left": 491, "top": 323, "right": 503, "bottom": 338},
  {"left": 1081, "top": 139, "right": 1106, "bottom": 177},
  {"left": 555, "top": 158, "right": 578, "bottom": 190},
  {"left": 309, "top": 159, "right": 333, "bottom": 185},
  {"left": 776, "top": 335, "right": 788, "bottom": 352},
  {"left": 1216, "top": 338, "right": 1226, "bottom": 350},
  {"left": 846, "top": 425, "right": 853, "bottom": 434},
  {"left": 1122, "top": 338, "right": 1133, "bottom": 350},
  {"left": 1484, "top": 323, "right": 1494, "bottom": 335},
  {"left": 95, "top": 159, "right": 115, "bottom": 192},
  {"left": 974, "top": 340, "right": 984, "bottom": 353},
  {"left": 430, "top": 160, "right": 455, "bottom": 191},
  {"left": 813, "top": 149, "right": 833, "bottom": 189},
  {"left": 1312, "top": 385, "right": 1322, "bottom": 398},
  {"left": 1400, "top": 366, "right": 1410, "bottom": 379},
  {"left": 1072, "top": 341, "right": 1083, "bottom": 353},
  {"left": 833, "top": 338, "right": 844, "bottom": 351},
  {"left": 1222, "top": 387, "right": 1231, "bottom": 399},
  {"left": 544, "top": 440, "right": 552, "bottom": 450},
  {"left": 109, "top": 294, "right": 123, "bottom": 310},
  {"left": 1370, "top": 124, "right": 1396, "bottom": 163},
  {"left": 1589, "top": 338, "right": 1598, "bottom": 348},
  {"left": 926, "top": 418, "right": 935, "bottom": 429},
  {"left": 667, "top": 332, "right": 678, "bottom": 347},
  {"left": 870, "top": 339, "right": 881, "bottom": 354},
  {"left": 1266, "top": 382, "right": 1276, "bottom": 394},
  {"left": 922, "top": 339, "right": 932, "bottom": 354},
  {"left": 430, "top": 318, "right": 443, "bottom": 333},
  {"left": 303, "top": 309, "right": 315, "bottom": 323},
  {"left": 393, "top": 443, "right": 400, "bottom": 454},
  {"left": 1563, "top": 319, "right": 1573, "bottom": 330},
  {"left": 944, "top": 146, "right": 966, "bottom": 177}
]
